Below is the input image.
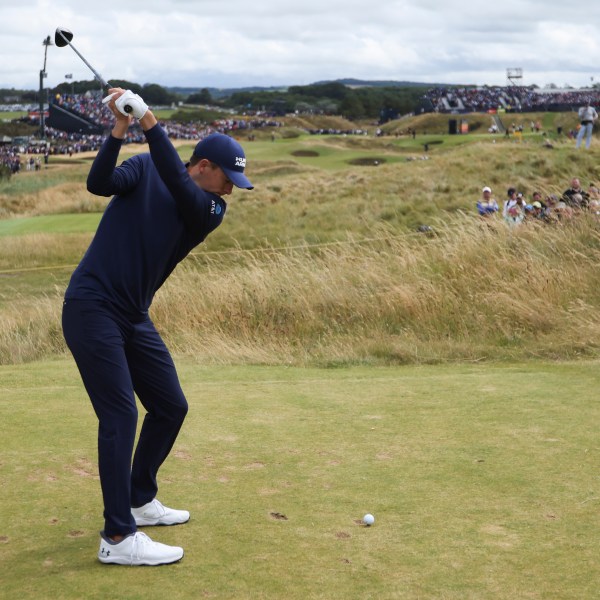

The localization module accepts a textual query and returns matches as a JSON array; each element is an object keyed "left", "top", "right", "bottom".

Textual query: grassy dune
[{"left": 0, "top": 121, "right": 599, "bottom": 365}]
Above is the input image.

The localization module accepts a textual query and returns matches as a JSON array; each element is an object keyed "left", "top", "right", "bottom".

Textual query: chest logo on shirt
[{"left": 211, "top": 200, "right": 222, "bottom": 215}]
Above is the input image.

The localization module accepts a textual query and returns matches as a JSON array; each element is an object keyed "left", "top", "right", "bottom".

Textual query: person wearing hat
[
  {"left": 476, "top": 186, "right": 498, "bottom": 218},
  {"left": 530, "top": 200, "right": 544, "bottom": 220},
  {"left": 527, "top": 191, "right": 548, "bottom": 221},
  {"left": 62, "top": 89, "right": 253, "bottom": 566}
]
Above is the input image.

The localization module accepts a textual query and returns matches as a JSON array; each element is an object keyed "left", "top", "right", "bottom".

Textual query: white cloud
[{"left": 0, "top": 0, "right": 599, "bottom": 90}]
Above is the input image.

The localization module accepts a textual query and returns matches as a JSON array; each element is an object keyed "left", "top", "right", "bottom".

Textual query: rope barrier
[
  {"left": 0, "top": 263, "right": 78, "bottom": 275},
  {"left": 0, "top": 231, "right": 429, "bottom": 275}
]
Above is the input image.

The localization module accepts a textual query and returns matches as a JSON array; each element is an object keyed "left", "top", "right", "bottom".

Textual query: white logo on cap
[{"left": 235, "top": 156, "right": 246, "bottom": 168}]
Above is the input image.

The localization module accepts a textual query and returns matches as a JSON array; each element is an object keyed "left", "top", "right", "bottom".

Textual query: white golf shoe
[
  {"left": 98, "top": 531, "right": 183, "bottom": 566},
  {"left": 131, "top": 499, "right": 190, "bottom": 527}
]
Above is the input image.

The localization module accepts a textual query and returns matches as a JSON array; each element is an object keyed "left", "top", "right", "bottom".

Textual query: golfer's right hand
[
  {"left": 115, "top": 90, "right": 149, "bottom": 120},
  {"left": 103, "top": 88, "right": 134, "bottom": 138}
]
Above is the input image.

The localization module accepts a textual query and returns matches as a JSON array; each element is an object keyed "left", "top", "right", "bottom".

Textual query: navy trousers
[{"left": 62, "top": 299, "right": 188, "bottom": 537}]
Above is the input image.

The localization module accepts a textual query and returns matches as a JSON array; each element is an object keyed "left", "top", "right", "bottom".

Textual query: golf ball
[{"left": 363, "top": 513, "right": 375, "bottom": 526}]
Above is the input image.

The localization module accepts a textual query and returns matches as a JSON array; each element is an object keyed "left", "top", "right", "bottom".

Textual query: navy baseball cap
[{"left": 193, "top": 133, "right": 253, "bottom": 189}]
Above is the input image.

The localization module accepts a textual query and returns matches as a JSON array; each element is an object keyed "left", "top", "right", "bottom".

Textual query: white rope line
[{"left": 0, "top": 230, "right": 431, "bottom": 275}]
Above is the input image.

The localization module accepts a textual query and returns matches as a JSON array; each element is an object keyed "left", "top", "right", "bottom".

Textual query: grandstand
[
  {"left": 422, "top": 86, "right": 600, "bottom": 114},
  {"left": 45, "top": 92, "right": 107, "bottom": 135},
  {"left": 46, "top": 102, "right": 103, "bottom": 135}
]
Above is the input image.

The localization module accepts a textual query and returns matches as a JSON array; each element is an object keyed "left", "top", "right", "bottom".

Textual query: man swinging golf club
[{"left": 62, "top": 88, "right": 253, "bottom": 565}]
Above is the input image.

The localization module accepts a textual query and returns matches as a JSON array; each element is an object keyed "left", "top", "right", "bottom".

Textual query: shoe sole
[
  {"left": 134, "top": 516, "right": 190, "bottom": 527},
  {"left": 98, "top": 551, "right": 184, "bottom": 566}
]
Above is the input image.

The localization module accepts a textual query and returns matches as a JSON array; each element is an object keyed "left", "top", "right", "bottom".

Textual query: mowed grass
[
  {"left": 1, "top": 358, "right": 599, "bottom": 599},
  {"left": 0, "top": 213, "right": 101, "bottom": 237}
]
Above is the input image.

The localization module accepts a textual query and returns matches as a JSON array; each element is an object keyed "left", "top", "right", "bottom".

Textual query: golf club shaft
[{"left": 57, "top": 31, "right": 110, "bottom": 88}]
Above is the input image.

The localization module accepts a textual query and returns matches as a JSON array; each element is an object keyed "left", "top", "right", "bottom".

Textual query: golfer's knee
[{"left": 172, "top": 397, "right": 188, "bottom": 422}]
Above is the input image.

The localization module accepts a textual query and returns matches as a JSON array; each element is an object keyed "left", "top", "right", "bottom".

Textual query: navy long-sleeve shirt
[{"left": 65, "top": 124, "right": 226, "bottom": 316}]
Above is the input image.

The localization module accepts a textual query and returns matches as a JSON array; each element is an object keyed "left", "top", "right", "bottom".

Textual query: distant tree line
[
  {"left": 3, "top": 80, "right": 430, "bottom": 122},
  {"left": 51, "top": 80, "right": 176, "bottom": 105},
  {"left": 219, "top": 82, "right": 429, "bottom": 121}
]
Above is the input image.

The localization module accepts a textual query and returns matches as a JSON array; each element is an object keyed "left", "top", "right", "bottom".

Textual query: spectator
[
  {"left": 476, "top": 186, "right": 498, "bottom": 217},
  {"left": 531, "top": 191, "right": 544, "bottom": 205},
  {"left": 529, "top": 200, "right": 546, "bottom": 221},
  {"left": 544, "top": 194, "right": 561, "bottom": 222},
  {"left": 562, "top": 178, "right": 589, "bottom": 210},
  {"left": 503, "top": 187, "right": 517, "bottom": 219},
  {"left": 575, "top": 99, "right": 598, "bottom": 149},
  {"left": 589, "top": 200, "right": 600, "bottom": 217},
  {"left": 587, "top": 183, "right": 600, "bottom": 201},
  {"left": 555, "top": 201, "right": 574, "bottom": 220},
  {"left": 503, "top": 187, "right": 524, "bottom": 226}
]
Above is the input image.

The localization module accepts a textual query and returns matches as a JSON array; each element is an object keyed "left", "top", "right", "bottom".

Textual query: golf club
[{"left": 55, "top": 27, "right": 133, "bottom": 112}]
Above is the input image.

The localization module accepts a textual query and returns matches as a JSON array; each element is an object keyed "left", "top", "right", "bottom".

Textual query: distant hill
[
  {"left": 167, "top": 85, "right": 288, "bottom": 100},
  {"left": 314, "top": 78, "right": 460, "bottom": 88},
  {"left": 166, "top": 79, "right": 460, "bottom": 100}
]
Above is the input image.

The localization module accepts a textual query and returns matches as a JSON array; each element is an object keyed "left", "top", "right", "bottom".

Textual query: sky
[{"left": 2, "top": 0, "right": 600, "bottom": 92}]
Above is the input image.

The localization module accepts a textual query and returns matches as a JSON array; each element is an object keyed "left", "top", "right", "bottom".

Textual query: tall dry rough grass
[
  {"left": 0, "top": 232, "right": 91, "bottom": 271},
  {"left": 2, "top": 216, "right": 600, "bottom": 365},
  {"left": 152, "top": 216, "right": 600, "bottom": 364},
  {"left": 0, "top": 293, "right": 64, "bottom": 364},
  {"left": 0, "top": 182, "right": 107, "bottom": 218}
]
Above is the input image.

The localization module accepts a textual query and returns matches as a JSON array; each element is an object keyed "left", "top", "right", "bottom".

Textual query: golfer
[{"left": 62, "top": 88, "right": 253, "bottom": 565}]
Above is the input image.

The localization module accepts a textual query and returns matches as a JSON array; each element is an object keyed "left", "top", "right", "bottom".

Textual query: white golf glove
[{"left": 115, "top": 90, "right": 148, "bottom": 120}]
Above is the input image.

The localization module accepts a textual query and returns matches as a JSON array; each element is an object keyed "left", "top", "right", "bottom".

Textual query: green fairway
[
  {"left": 1, "top": 358, "right": 599, "bottom": 599},
  {"left": 247, "top": 137, "right": 409, "bottom": 171},
  {"left": 0, "top": 213, "right": 101, "bottom": 237}
]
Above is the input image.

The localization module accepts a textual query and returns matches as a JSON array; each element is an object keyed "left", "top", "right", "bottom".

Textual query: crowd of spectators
[
  {"left": 5, "top": 89, "right": 373, "bottom": 171},
  {"left": 53, "top": 93, "right": 114, "bottom": 130},
  {"left": 308, "top": 128, "right": 368, "bottom": 136},
  {"left": 1, "top": 92, "right": 288, "bottom": 173},
  {"left": 425, "top": 86, "right": 600, "bottom": 114},
  {"left": 0, "top": 146, "right": 23, "bottom": 174},
  {"left": 51, "top": 92, "right": 284, "bottom": 138},
  {"left": 50, "top": 92, "right": 383, "bottom": 142},
  {"left": 476, "top": 178, "right": 600, "bottom": 225}
]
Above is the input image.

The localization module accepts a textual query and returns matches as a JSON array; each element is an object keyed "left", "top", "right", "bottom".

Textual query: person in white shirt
[
  {"left": 503, "top": 187, "right": 524, "bottom": 226},
  {"left": 575, "top": 100, "right": 598, "bottom": 149}
]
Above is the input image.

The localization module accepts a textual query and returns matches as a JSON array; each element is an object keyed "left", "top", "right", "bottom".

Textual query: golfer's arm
[
  {"left": 141, "top": 118, "right": 213, "bottom": 226},
  {"left": 111, "top": 120, "right": 130, "bottom": 139},
  {"left": 110, "top": 104, "right": 156, "bottom": 137},
  {"left": 140, "top": 111, "right": 158, "bottom": 131}
]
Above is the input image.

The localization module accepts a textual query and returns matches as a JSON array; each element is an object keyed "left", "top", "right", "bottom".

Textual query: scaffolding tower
[{"left": 506, "top": 68, "right": 523, "bottom": 87}]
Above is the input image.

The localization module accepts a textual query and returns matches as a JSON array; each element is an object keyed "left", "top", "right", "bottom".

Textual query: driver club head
[
  {"left": 53, "top": 26, "right": 111, "bottom": 89},
  {"left": 55, "top": 27, "right": 73, "bottom": 48}
]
